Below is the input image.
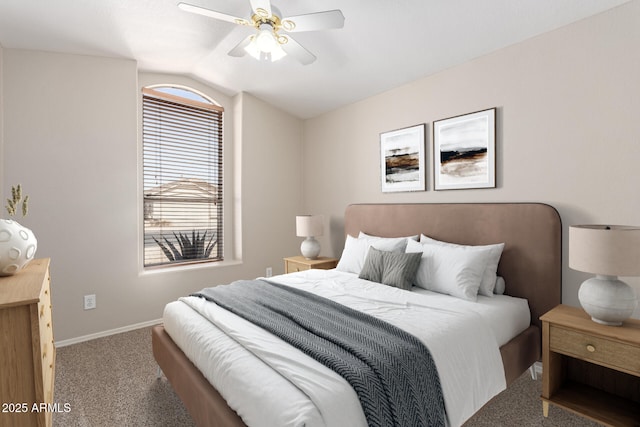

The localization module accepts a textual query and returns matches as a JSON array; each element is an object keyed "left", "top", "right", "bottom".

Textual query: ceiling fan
[{"left": 178, "top": 0, "right": 344, "bottom": 65}]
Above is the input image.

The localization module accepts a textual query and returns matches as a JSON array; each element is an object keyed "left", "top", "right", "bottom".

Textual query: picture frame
[
  {"left": 433, "top": 108, "right": 496, "bottom": 190},
  {"left": 380, "top": 124, "right": 426, "bottom": 193}
]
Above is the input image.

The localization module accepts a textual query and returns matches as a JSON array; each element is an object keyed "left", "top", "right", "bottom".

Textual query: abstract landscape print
[
  {"left": 380, "top": 124, "right": 426, "bottom": 192},
  {"left": 434, "top": 108, "right": 496, "bottom": 190}
]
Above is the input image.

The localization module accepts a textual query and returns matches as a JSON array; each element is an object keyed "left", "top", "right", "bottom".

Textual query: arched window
[{"left": 142, "top": 86, "right": 223, "bottom": 268}]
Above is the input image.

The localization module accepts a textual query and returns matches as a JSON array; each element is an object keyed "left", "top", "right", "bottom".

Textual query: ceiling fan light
[
  {"left": 244, "top": 23, "right": 287, "bottom": 62},
  {"left": 244, "top": 36, "right": 262, "bottom": 60},
  {"left": 255, "top": 27, "right": 278, "bottom": 53},
  {"left": 269, "top": 43, "right": 286, "bottom": 61}
]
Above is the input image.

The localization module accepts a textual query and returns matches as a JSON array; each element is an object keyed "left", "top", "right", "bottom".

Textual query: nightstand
[
  {"left": 284, "top": 256, "right": 338, "bottom": 273},
  {"left": 541, "top": 304, "right": 640, "bottom": 426}
]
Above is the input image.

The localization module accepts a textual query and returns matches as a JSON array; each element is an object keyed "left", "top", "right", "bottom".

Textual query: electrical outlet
[
  {"left": 84, "top": 294, "right": 96, "bottom": 310},
  {"left": 266, "top": 267, "right": 273, "bottom": 277}
]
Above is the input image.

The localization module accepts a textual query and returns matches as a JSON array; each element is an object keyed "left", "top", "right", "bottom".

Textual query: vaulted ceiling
[{"left": 0, "top": 0, "right": 630, "bottom": 118}]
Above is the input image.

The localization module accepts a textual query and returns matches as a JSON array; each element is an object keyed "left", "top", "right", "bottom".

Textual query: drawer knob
[{"left": 586, "top": 344, "right": 596, "bottom": 353}]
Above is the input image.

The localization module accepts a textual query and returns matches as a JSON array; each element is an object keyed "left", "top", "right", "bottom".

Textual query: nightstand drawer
[
  {"left": 550, "top": 325, "right": 640, "bottom": 376},
  {"left": 286, "top": 261, "right": 308, "bottom": 273},
  {"left": 284, "top": 256, "right": 339, "bottom": 274}
]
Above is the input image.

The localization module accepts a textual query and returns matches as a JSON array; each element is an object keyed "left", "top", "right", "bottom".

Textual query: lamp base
[
  {"left": 300, "top": 237, "right": 320, "bottom": 260},
  {"left": 578, "top": 275, "right": 638, "bottom": 326}
]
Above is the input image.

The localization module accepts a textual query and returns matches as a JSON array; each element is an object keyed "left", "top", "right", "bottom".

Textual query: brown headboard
[{"left": 344, "top": 203, "right": 562, "bottom": 330}]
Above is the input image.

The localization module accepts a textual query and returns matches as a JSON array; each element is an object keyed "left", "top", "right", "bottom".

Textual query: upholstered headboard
[{"left": 344, "top": 203, "right": 562, "bottom": 330}]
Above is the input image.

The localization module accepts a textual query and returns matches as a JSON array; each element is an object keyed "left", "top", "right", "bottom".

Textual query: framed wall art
[
  {"left": 433, "top": 108, "right": 496, "bottom": 190},
  {"left": 380, "top": 124, "right": 426, "bottom": 192}
]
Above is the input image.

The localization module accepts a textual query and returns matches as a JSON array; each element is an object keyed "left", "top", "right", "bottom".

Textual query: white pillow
[
  {"left": 494, "top": 276, "right": 506, "bottom": 295},
  {"left": 420, "top": 234, "right": 504, "bottom": 297},
  {"left": 336, "top": 235, "right": 407, "bottom": 274},
  {"left": 358, "top": 232, "right": 418, "bottom": 251},
  {"left": 406, "top": 239, "right": 490, "bottom": 301}
]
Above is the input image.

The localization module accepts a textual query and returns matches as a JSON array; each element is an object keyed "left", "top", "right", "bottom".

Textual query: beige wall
[
  {"left": 303, "top": 2, "right": 640, "bottom": 316},
  {"left": 1, "top": 50, "right": 303, "bottom": 341},
  {"left": 235, "top": 92, "right": 305, "bottom": 267}
]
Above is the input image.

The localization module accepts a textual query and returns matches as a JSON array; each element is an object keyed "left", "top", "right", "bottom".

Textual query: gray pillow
[
  {"left": 359, "top": 247, "right": 421, "bottom": 290},
  {"left": 358, "top": 246, "right": 385, "bottom": 283}
]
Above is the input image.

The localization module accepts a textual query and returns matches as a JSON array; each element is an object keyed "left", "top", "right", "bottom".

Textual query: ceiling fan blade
[
  {"left": 280, "top": 10, "right": 344, "bottom": 32},
  {"left": 280, "top": 36, "right": 316, "bottom": 65},
  {"left": 178, "top": 2, "right": 251, "bottom": 26},
  {"left": 228, "top": 35, "right": 253, "bottom": 57},
  {"left": 248, "top": 0, "right": 272, "bottom": 18}
]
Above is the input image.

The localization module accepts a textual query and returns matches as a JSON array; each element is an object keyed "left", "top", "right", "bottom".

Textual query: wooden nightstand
[
  {"left": 541, "top": 304, "right": 640, "bottom": 426},
  {"left": 284, "top": 256, "right": 338, "bottom": 273}
]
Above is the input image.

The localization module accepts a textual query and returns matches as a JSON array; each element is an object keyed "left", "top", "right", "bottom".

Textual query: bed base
[
  {"left": 152, "top": 325, "right": 245, "bottom": 427},
  {"left": 153, "top": 323, "right": 541, "bottom": 426}
]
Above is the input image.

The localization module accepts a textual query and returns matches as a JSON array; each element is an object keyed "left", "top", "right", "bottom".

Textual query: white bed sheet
[
  {"left": 163, "top": 300, "right": 349, "bottom": 427},
  {"left": 163, "top": 269, "right": 531, "bottom": 427},
  {"left": 410, "top": 287, "right": 531, "bottom": 347}
]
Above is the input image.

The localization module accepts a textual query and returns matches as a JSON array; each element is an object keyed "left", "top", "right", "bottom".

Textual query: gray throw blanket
[{"left": 193, "top": 279, "right": 446, "bottom": 427}]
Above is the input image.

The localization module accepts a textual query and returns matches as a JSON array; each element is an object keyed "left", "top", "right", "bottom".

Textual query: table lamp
[
  {"left": 296, "top": 215, "right": 323, "bottom": 259},
  {"left": 569, "top": 225, "right": 640, "bottom": 326}
]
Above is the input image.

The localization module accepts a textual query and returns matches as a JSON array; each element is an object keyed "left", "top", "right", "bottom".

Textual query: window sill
[{"left": 139, "top": 258, "right": 243, "bottom": 276}]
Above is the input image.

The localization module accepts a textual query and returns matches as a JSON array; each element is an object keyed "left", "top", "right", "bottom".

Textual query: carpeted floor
[{"left": 54, "top": 326, "right": 600, "bottom": 426}]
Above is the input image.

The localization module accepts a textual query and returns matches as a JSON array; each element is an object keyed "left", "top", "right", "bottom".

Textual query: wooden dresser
[{"left": 0, "top": 258, "right": 55, "bottom": 427}]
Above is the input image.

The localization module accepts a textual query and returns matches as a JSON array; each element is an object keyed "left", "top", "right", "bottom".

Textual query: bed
[{"left": 152, "top": 203, "right": 562, "bottom": 426}]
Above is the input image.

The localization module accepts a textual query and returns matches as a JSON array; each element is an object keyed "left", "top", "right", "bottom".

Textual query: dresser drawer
[
  {"left": 38, "top": 278, "right": 54, "bottom": 350},
  {"left": 550, "top": 324, "right": 640, "bottom": 376},
  {"left": 38, "top": 282, "right": 52, "bottom": 334}
]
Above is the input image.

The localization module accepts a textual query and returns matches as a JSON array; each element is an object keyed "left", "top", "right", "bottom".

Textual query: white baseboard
[{"left": 55, "top": 318, "right": 163, "bottom": 348}]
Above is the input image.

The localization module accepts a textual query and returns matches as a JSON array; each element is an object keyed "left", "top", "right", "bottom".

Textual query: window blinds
[{"left": 142, "top": 88, "right": 223, "bottom": 267}]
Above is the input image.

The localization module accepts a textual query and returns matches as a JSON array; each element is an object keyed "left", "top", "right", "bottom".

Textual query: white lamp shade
[
  {"left": 569, "top": 225, "right": 640, "bottom": 276},
  {"left": 296, "top": 215, "right": 323, "bottom": 237}
]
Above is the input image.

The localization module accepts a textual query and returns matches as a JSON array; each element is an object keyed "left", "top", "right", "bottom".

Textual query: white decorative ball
[{"left": 0, "top": 219, "right": 38, "bottom": 276}]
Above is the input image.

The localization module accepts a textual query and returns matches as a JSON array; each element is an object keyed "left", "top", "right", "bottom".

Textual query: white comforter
[{"left": 163, "top": 269, "right": 530, "bottom": 427}]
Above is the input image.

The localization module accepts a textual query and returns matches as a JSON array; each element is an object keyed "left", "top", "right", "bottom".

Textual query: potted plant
[
  {"left": 1, "top": 185, "right": 38, "bottom": 276},
  {"left": 153, "top": 230, "right": 217, "bottom": 262}
]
